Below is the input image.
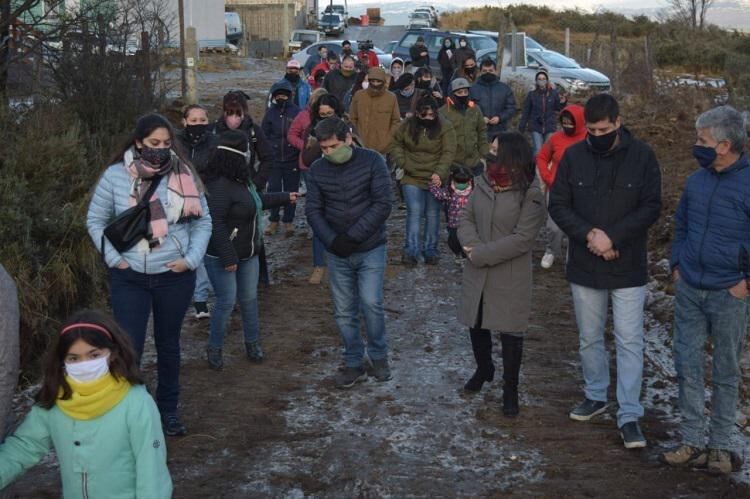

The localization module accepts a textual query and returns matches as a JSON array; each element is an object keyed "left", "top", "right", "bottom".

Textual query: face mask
[
  {"left": 274, "top": 95, "right": 289, "bottom": 106},
  {"left": 185, "top": 124, "right": 209, "bottom": 143},
  {"left": 562, "top": 125, "right": 576, "bottom": 136},
  {"left": 417, "top": 116, "right": 437, "bottom": 129},
  {"left": 361, "top": 80, "right": 370, "bottom": 90},
  {"left": 454, "top": 182, "right": 469, "bottom": 191},
  {"left": 401, "top": 87, "right": 415, "bottom": 97},
  {"left": 141, "top": 145, "right": 171, "bottom": 166},
  {"left": 416, "top": 80, "right": 430, "bottom": 89},
  {"left": 588, "top": 128, "right": 618, "bottom": 153},
  {"left": 485, "top": 153, "right": 499, "bottom": 165},
  {"left": 444, "top": 41, "right": 452, "bottom": 48},
  {"left": 324, "top": 143, "right": 353, "bottom": 164},
  {"left": 341, "top": 69, "right": 354, "bottom": 76},
  {"left": 460, "top": 41, "right": 467, "bottom": 48},
  {"left": 225, "top": 114, "right": 243, "bottom": 130},
  {"left": 692, "top": 144, "right": 718, "bottom": 169},
  {"left": 65, "top": 354, "right": 110, "bottom": 383},
  {"left": 392, "top": 67, "right": 403, "bottom": 77},
  {"left": 537, "top": 79, "right": 548, "bottom": 88},
  {"left": 452, "top": 95, "right": 468, "bottom": 108},
  {"left": 285, "top": 73, "right": 300, "bottom": 83},
  {"left": 369, "top": 81, "right": 384, "bottom": 91},
  {"left": 480, "top": 73, "right": 496, "bottom": 83},
  {"left": 465, "top": 67, "right": 477, "bottom": 76}
]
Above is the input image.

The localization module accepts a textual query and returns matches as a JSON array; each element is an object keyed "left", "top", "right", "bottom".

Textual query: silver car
[{"left": 292, "top": 40, "right": 393, "bottom": 70}]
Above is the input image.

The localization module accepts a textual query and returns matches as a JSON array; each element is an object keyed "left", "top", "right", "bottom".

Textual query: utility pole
[
  {"left": 283, "top": 0, "right": 289, "bottom": 58},
  {"left": 178, "top": 0, "right": 186, "bottom": 99}
]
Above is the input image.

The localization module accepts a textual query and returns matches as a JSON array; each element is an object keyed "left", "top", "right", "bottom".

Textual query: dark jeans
[
  {"left": 109, "top": 267, "right": 195, "bottom": 416},
  {"left": 268, "top": 162, "right": 300, "bottom": 223}
]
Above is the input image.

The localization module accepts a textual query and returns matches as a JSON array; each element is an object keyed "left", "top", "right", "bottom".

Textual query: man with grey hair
[{"left": 661, "top": 105, "right": 749, "bottom": 474}]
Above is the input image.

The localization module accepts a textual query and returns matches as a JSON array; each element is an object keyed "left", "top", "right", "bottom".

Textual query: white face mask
[
  {"left": 65, "top": 354, "right": 110, "bottom": 383},
  {"left": 362, "top": 81, "right": 369, "bottom": 90}
]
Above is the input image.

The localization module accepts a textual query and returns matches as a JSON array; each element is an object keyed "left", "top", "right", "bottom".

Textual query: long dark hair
[
  {"left": 36, "top": 310, "right": 143, "bottom": 409},
  {"left": 490, "top": 132, "right": 535, "bottom": 191},
  {"left": 205, "top": 130, "right": 251, "bottom": 183},
  {"left": 311, "top": 94, "right": 343, "bottom": 130},
  {"left": 407, "top": 95, "right": 442, "bottom": 143}
]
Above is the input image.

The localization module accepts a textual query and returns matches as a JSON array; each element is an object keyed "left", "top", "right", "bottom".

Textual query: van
[{"left": 225, "top": 12, "right": 243, "bottom": 45}]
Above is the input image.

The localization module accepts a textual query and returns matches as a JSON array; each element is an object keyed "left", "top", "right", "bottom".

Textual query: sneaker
[
  {"left": 161, "top": 414, "right": 187, "bottom": 437},
  {"left": 264, "top": 221, "right": 279, "bottom": 235},
  {"left": 335, "top": 366, "right": 367, "bottom": 389},
  {"left": 401, "top": 254, "right": 418, "bottom": 266},
  {"left": 369, "top": 358, "right": 392, "bottom": 382},
  {"left": 619, "top": 421, "right": 647, "bottom": 449},
  {"left": 194, "top": 301, "right": 210, "bottom": 319},
  {"left": 283, "top": 223, "right": 295, "bottom": 236},
  {"left": 707, "top": 449, "right": 733, "bottom": 474},
  {"left": 245, "top": 341, "right": 264, "bottom": 362},
  {"left": 309, "top": 266, "right": 326, "bottom": 284},
  {"left": 424, "top": 256, "right": 440, "bottom": 265},
  {"left": 660, "top": 444, "right": 707, "bottom": 468},
  {"left": 206, "top": 346, "right": 223, "bottom": 370},
  {"left": 541, "top": 251, "right": 555, "bottom": 269},
  {"left": 569, "top": 398, "right": 608, "bottom": 421}
]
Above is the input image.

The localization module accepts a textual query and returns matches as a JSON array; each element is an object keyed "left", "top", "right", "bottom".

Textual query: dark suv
[{"left": 392, "top": 30, "right": 496, "bottom": 75}]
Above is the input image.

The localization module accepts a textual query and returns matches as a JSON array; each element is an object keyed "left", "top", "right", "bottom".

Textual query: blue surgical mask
[{"left": 692, "top": 144, "right": 717, "bottom": 169}]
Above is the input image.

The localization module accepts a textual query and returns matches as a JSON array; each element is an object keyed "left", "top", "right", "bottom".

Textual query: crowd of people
[{"left": 0, "top": 38, "right": 749, "bottom": 496}]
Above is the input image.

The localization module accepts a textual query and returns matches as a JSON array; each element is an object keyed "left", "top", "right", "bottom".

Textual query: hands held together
[{"left": 587, "top": 228, "right": 619, "bottom": 261}]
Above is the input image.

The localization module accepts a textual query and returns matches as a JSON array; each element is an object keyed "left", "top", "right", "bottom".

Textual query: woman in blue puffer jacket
[{"left": 86, "top": 113, "right": 211, "bottom": 438}]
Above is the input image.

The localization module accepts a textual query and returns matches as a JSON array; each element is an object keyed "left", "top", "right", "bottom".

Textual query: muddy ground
[{"left": 8, "top": 57, "right": 750, "bottom": 498}]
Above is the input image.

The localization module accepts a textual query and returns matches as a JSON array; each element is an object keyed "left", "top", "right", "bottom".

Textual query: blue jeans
[
  {"left": 109, "top": 267, "right": 195, "bottom": 415},
  {"left": 327, "top": 244, "right": 388, "bottom": 368},
  {"left": 570, "top": 283, "right": 647, "bottom": 427},
  {"left": 402, "top": 184, "right": 441, "bottom": 260},
  {"left": 268, "top": 162, "right": 300, "bottom": 223},
  {"left": 531, "top": 131, "right": 553, "bottom": 155},
  {"left": 193, "top": 262, "right": 212, "bottom": 302},
  {"left": 673, "top": 278, "right": 749, "bottom": 450},
  {"left": 204, "top": 255, "right": 260, "bottom": 348}
]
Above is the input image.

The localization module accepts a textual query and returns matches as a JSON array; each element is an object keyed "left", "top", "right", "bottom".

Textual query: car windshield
[
  {"left": 525, "top": 37, "right": 545, "bottom": 50},
  {"left": 411, "top": 12, "right": 430, "bottom": 19},
  {"left": 466, "top": 37, "right": 495, "bottom": 51},
  {"left": 294, "top": 33, "right": 318, "bottom": 42},
  {"left": 322, "top": 14, "right": 340, "bottom": 22},
  {"left": 535, "top": 51, "right": 580, "bottom": 69}
]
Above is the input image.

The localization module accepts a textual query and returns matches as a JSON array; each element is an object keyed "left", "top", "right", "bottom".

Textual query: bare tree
[{"left": 667, "top": 0, "right": 715, "bottom": 30}]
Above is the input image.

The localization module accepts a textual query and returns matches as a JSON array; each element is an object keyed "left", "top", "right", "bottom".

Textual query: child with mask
[
  {"left": 429, "top": 165, "right": 475, "bottom": 263},
  {"left": 0, "top": 310, "right": 172, "bottom": 497}
]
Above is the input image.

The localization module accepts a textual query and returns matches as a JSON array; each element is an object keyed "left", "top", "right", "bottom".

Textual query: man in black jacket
[
  {"left": 305, "top": 117, "right": 394, "bottom": 389},
  {"left": 549, "top": 94, "right": 662, "bottom": 450}
]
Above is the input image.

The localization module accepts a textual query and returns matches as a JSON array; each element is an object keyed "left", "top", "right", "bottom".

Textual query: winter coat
[
  {"left": 307, "top": 61, "right": 331, "bottom": 87},
  {"left": 305, "top": 147, "right": 394, "bottom": 252},
  {"left": 288, "top": 76, "right": 311, "bottom": 108},
  {"left": 519, "top": 86, "right": 563, "bottom": 134},
  {"left": 535, "top": 104, "right": 587, "bottom": 188},
  {"left": 457, "top": 174, "right": 546, "bottom": 331},
  {"left": 549, "top": 127, "right": 662, "bottom": 289},
  {"left": 0, "top": 385, "right": 172, "bottom": 499},
  {"left": 204, "top": 176, "right": 290, "bottom": 266},
  {"left": 323, "top": 69, "right": 357, "bottom": 103},
  {"left": 87, "top": 163, "right": 212, "bottom": 273},
  {"left": 388, "top": 118, "right": 457, "bottom": 189},
  {"left": 415, "top": 79, "right": 444, "bottom": 106},
  {"left": 214, "top": 116, "right": 274, "bottom": 190},
  {"left": 452, "top": 46, "right": 476, "bottom": 69},
  {"left": 409, "top": 44, "right": 430, "bottom": 68},
  {"left": 438, "top": 46, "right": 455, "bottom": 75},
  {"left": 395, "top": 90, "right": 416, "bottom": 118},
  {"left": 262, "top": 95, "right": 302, "bottom": 164},
  {"left": 349, "top": 88, "right": 401, "bottom": 154},
  {"left": 439, "top": 99, "right": 489, "bottom": 168},
  {"left": 176, "top": 128, "right": 218, "bottom": 177},
  {"left": 287, "top": 108, "right": 313, "bottom": 170},
  {"left": 304, "top": 53, "right": 322, "bottom": 75},
  {"left": 469, "top": 77, "right": 517, "bottom": 137},
  {"left": 357, "top": 50, "right": 380, "bottom": 69},
  {"left": 430, "top": 183, "right": 472, "bottom": 229},
  {"left": 0, "top": 265, "right": 18, "bottom": 445},
  {"left": 671, "top": 154, "right": 750, "bottom": 290}
]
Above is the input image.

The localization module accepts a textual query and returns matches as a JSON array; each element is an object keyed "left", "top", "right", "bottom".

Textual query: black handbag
[{"left": 102, "top": 174, "right": 164, "bottom": 256}]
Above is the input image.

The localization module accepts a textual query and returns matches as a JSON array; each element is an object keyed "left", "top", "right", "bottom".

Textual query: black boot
[
  {"left": 501, "top": 334, "right": 524, "bottom": 417},
  {"left": 464, "top": 328, "right": 495, "bottom": 392}
]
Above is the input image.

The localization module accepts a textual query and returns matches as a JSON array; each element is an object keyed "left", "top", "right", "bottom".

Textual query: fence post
[
  {"left": 610, "top": 27, "right": 617, "bottom": 93},
  {"left": 185, "top": 27, "right": 199, "bottom": 105},
  {"left": 496, "top": 14, "right": 507, "bottom": 79}
]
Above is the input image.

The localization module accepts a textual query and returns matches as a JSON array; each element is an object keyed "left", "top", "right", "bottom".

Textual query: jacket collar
[
  {"left": 712, "top": 153, "right": 749, "bottom": 175},
  {"left": 586, "top": 126, "right": 633, "bottom": 157}
]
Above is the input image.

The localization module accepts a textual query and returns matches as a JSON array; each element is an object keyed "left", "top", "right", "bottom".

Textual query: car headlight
[{"left": 562, "top": 78, "right": 587, "bottom": 88}]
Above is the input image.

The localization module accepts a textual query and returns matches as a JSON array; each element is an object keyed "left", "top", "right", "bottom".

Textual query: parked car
[
  {"left": 292, "top": 40, "right": 393, "bottom": 70},
  {"left": 475, "top": 47, "right": 611, "bottom": 94},
  {"left": 392, "top": 30, "right": 496, "bottom": 75},
  {"left": 319, "top": 13, "right": 345, "bottom": 36},
  {"left": 324, "top": 4, "right": 349, "bottom": 27},
  {"left": 468, "top": 30, "right": 545, "bottom": 51},
  {"left": 409, "top": 11, "right": 434, "bottom": 26},
  {"left": 225, "top": 12, "right": 243, "bottom": 45},
  {"left": 289, "top": 29, "right": 324, "bottom": 54},
  {"left": 382, "top": 40, "right": 398, "bottom": 54},
  {"left": 408, "top": 19, "right": 432, "bottom": 30},
  {"left": 413, "top": 7, "right": 437, "bottom": 22}
]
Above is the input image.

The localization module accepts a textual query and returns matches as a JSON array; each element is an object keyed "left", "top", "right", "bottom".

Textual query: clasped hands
[{"left": 587, "top": 228, "right": 619, "bottom": 261}]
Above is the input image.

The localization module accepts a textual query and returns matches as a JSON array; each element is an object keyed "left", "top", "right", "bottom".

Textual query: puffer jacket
[
  {"left": 519, "top": 85, "right": 563, "bottom": 134},
  {"left": 535, "top": 104, "right": 587, "bottom": 188},
  {"left": 305, "top": 147, "right": 393, "bottom": 252},
  {"left": 671, "top": 154, "right": 750, "bottom": 290},
  {"left": 388, "top": 118, "right": 457, "bottom": 188},
  {"left": 469, "top": 77, "right": 517, "bottom": 137},
  {"left": 439, "top": 99, "right": 489, "bottom": 168},
  {"left": 87, "top": 162, "right": 212, "bottom": 273},
  {"left": 214, "top": 116, "right": 273, "bottom": 190},
  {"left": 349, "top": 87, "right": 401, "bottom": 154},
  {"left": 262, "top": 83, "right": 302, "bottom": 164},
  {"left": 204, "top": 175, "right": 290, "bottom": 266},
  {"left": 287, "top": 107, "right": 312, "bottom": 170},
  {"left": 176, "top": 128, "right": 218, "bottom": 176}
]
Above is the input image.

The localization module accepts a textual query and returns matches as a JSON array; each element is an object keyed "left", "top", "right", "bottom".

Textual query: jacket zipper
[
  {"left": 697, "top": 175, "right": 722, "bottom": 288},
  {"left": 82, "top": 472, "right": 89, "bottom": 499}
]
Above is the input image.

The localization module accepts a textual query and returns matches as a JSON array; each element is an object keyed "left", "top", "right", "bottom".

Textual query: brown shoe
[
  {"left": 660, "top": 444, "right": 707, "bottom": 468},
  {"left": 264, "top": 221, "right": 278, "bottom": 235},
  {"left": 309, "top": 266, "right": 326, "bottom": 284},
  {"left": 283, "top": 223, "right": 295, "bottom": 236}
]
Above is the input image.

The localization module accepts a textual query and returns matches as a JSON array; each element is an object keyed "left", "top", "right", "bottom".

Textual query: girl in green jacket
[{"left": 0, "top": 310, "right": 172, "bottom": 498}]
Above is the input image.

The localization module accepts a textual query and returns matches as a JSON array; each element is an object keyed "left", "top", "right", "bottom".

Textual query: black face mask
[
  {"left": 452, "top": 95, "right": 468, "bottom": 109},
  {"left": 465, "top": 67, "right": 477, "bottom": 76},
  {"left": 562, "top": 126, "right": 576, "bottom": 136},
  {"left": 285, "top": 73, "right": 300, "bottom": 83},
  {"left": 416, "top": 80, "right": 430, "bottom": 90},
  {"left": 185, "top": 124, "right": 209, "bottom": 143},
  {"left": 141, "top": 145, "right": 171, "bottom": 166},
  {"left": 589, "top": 128, "right": 619, "bottom": 153},
  {"left": 417, "top": 117, "right": 438, "bottom": 129},
  {"left": 480, "top": 73, "right": 496, "bottom": 83}
]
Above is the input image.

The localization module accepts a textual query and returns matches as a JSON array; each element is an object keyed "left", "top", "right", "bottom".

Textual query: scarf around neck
[{"left": 57, "top": 374, "right": 131, "bottom": 420}]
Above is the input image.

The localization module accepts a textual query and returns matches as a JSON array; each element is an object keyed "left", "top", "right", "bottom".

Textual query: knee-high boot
[
  {"left": 464, "top": 328, "right": 495, "bottom": 392},
  {"left": 501, "top": 334, "right": 524, "bottom": 417}
]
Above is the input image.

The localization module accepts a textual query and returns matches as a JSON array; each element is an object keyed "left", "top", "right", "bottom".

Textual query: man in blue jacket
[
  {"left": 305, "top": 117, "right": 394, "bottom": 389},
  {"left": 469, "top": 59, "right": 516, "bottom": 139},
  {"left": 661, "top": 106, "right": 750, "bottom": 474}
]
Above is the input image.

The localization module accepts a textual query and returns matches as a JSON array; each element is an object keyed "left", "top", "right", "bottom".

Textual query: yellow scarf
[{"left": 56, "top": 374, "right": 131, "bottom": 421}]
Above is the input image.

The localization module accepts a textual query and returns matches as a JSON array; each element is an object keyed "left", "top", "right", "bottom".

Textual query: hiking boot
[
  {"left": 194, "top": 301, "right": 210, "bottom": 319},
  {"left": 206, "top": 346, "right": 223, "bottom": 370},
  {"left": 464, "top": 364, "right": 495, "bottom": 393},
  {"left": 707, "top": 449, "right": 733, "bottom": 474},
  {"left": 659, "top": 444, "right": 707, "bottom": 468},
  {"left": 283, "top": 223, "right": 295, "bottom": 236},
  {"left": 369, "top": 358, "right": 392, "bottom": 382},
  {"left": 541, "top": 251, "right": 555, "bottom": 269},
  {"left": 401, "top": 254, "right": 418, "bottom": 266},
  {"left": 161, "top": 413, "right": 187, "bottom": 437},
  {"left": 424, "top": 255, "right": 440, "bottom": 265},
  {"left": 335, "top": 366, "right": 367, "bottom": 389},
  {"left": 309, "top": 266, "right": 326, "bottom": 284},
  {"left": 619, "top": 421, "right": 647, "bottom": 449},
  {"left": 569, "top": 398, "right": 608, "bottom": 421},
  {"left": 245, "top": 341, "right": 264, "bottom": 363},
  {"left": 264, "top": 221, "right": 279, "bottom": 235}
]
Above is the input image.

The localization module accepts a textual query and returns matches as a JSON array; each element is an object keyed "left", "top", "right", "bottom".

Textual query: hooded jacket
[
  {"left": 262, "top": 80, "right": 302, "bottom": 164},
  {"left": 308, "top": 60, "right": 332, "bottom": 87},
  {"left": 389, "top": 57, "right": 405, "bottom": 89},
  {"left": 283, "top": 73, "right": 312, "bottom": 108},
  {"left": 388, "top": 118, "right": 457, "bottom": 188},
  {"left": 519, "top": 84, "right": 564, "bottom": 134},
  {"left": 549, "top": 127, "right": 662, "bottom": 289},
  {"left": 214, "top": 116, "right": 274, "bottom": 190},
  {"left": 349, "top": 68, "right": 402, "bottom": 154},
  {"left": 469, "top": 75, "right": 517, "bottom": 137},
  {"left": 409, "top": 42, "right": 430, "bottom": 68},
  {"left": 535, "top": 104, "right": 586, "bottom": 188},
  {"left": 439, "top": 97, "right": 489, "bottom": 168}
]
